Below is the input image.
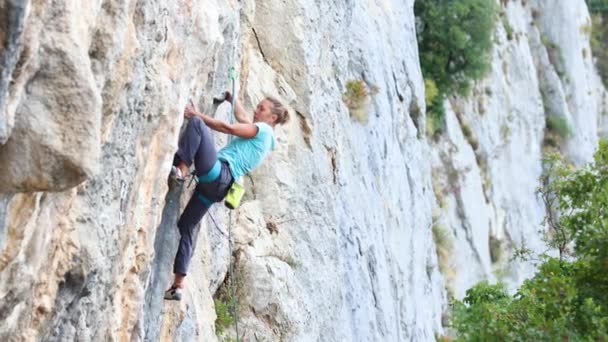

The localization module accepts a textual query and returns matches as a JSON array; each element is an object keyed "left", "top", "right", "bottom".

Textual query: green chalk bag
[{"left": 224, "top": 182, "right": 245, "bottom": 209}]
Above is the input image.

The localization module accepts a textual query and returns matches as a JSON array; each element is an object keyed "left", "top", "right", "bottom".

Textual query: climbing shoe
[
  {"left": 168, "top": 166, "right": 186, "bottom": 188},
  {"left": 164, "top": 286, "right": 182, "bottom": 301}
]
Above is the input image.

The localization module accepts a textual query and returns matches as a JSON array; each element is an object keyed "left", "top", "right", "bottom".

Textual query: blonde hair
[{"left": 265, "top": 96, "right": 290, "bottom": 125}]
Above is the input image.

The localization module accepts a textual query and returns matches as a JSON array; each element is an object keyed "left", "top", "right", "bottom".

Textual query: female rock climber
[{"left": 164, "top": 93, "right": 289, "bottom": 301}]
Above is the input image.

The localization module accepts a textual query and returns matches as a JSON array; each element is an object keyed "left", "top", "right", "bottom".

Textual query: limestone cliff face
[
  {"left": 0, "top": 1, "right": 604, "bottom": 342},
  {"left": 0, "top": 0, "right": 237, "bottom": 340}
]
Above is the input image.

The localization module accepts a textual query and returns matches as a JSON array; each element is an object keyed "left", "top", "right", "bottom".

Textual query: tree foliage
[
  {"left": 415, "top": 0, "right": 497, "bottom": 133},
  {"left": 452, "top": 141, "right": 608, "bottom": 341},
  {"left": 587, "top": 0, "right": 608, "bottom": 87},
  {"left": 587, "top": 0, "right": 608, "bottom": 15}
]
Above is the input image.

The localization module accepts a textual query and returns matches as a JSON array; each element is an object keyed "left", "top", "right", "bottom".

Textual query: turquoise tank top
[{"left": 218, "top": 122, "right": 275, "bottom": 179}]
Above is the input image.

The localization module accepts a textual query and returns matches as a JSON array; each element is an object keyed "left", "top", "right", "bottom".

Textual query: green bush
[
  {"left": 432, "top": 224, "right": 452, "bottom": 271},
  {"left": 415, "top": 0, "right": 497, "bottom": 134},
  {"left": 502, "top": 16, "right": 514, "bottom": 41},
  {"left": 591, "top": 14, "right": 608, "bottom": 87},
  {"left": 214, "top": 268, "right": 244, "bottom": 335},
  {"left": 587, "top": 0, "right": 608, "bottom": 14},
  {"left": 546, "top": 115, "right": 572, "bottom": 139},
  {"left": 343, "top": 79, "right": 379, "bottom": 123},
  {"left": 451, "top": 142, "right": 608, "bottom": 341},
  {"left": 587, "top": 0, "right": 608, "bottom": 87},
  {"left": 543, "top": 115, "right": 572, "bottom": 151},
  {"left": 424, "top": 78, "right": 439, "bottom": 106},
  {"left": 214, "top": 298, "right": 235, "bottom": 334},
  {"left": 425, "top": 79, "right": 444, "bottom": 136},
  {"left": 415, "top": 0, "right": 497, "bottom": 96},
  {"left": 432, "top": 223, "right": 455, "bottom": 298},
  {"left": 344, "top": 80, "right": 368, "bottom": 106}
]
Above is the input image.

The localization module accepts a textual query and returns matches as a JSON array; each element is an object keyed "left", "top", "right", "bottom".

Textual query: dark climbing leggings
[
  {"left": 173, "top": 118, "right": 232, "bottom": 275},
  {"left": 176, "top": 117, "right": 218, "bottom": 175}
]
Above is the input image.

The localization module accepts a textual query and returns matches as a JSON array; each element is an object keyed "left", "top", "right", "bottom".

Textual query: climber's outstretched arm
[
  {"left": 224, "top": 92, "right": 252, "bottom": 124},
  {"left": 233, "top": 100, "right": 251, "bottom": 124},
  {"left": 184, "top": 104, "right": 258, "bottom": 139}
]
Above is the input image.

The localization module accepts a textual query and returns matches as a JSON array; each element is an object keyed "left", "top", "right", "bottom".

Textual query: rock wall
[
  {"left": 0, "top": 0, "right": 443, "bottom": 341},
  {"left": 0, "top": 0, "right": 237, "bottom": 340},
  {"left": 0, "top": 0, "right": 605, "bottom": 341}
]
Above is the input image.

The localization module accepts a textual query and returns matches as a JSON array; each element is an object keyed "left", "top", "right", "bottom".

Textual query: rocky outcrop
[
  {"left": 0, "top": 0, "right": 27, "bottom": 145},
  {"left": 0, "top": 0, "right": 101, "bottom": 192}
]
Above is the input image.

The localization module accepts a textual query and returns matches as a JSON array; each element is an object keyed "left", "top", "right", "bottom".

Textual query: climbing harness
[{"left": 197, "top": 159, "right": 222, "bottom": 183}]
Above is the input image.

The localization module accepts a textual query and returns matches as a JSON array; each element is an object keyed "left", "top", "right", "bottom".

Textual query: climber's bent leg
[{"left": 175, "top": 117, "right": 218, "bottom": 176}]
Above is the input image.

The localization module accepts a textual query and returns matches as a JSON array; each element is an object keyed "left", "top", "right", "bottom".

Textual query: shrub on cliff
[
  {"left": 343, "top": 79, "right": 379, "bottom": 123},
  {"left": 415, "top": 0, "right": 497, "bottom": 134}
]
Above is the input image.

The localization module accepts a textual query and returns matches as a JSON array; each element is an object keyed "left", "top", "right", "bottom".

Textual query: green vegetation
[
  {"left": 540, "top": 89, "right": 572, "bottom": 151},
  {"left": 424, "top": 78, "right": 442, "bottom": 136},
  {"left": 426, "top": 98, "right": 445, "bottom": 137},
  {"left": 214, "top": 264, "right": 247, "bottom": 336},
  {"left": 502, "top": 16, "right": 514, "bottom": 41},
  {"left": 214, "top": 297, "right": 234, "bottom": 335},
  {"left": 587, "top": 0, "right": 608, "bottom": 87},
  {"left": 546, "top": 116, "right": 572, "bottom": 139},
  {"left": 587, "top": 0, "right": 608, "bottom": 14},
  {"left": 283, "top": 255, "right": 299, "bottom": 269},
  {"left": 543, "top": 115, "right": 572, "bottom": 150},
  {"left": 500, "top": 123, "right": 511, "bottom": 141},
  {"left": 415, "top": 0, "right": 497, "bottom": 134},
  {"left": 214, "top": 281, "right": 236, "bottom": 335},
  {"left": 488, "top": 236, "right": 502, "bottom": 264},
  {"left": 344, "top": 80, "right": 367, "bottom": 105},
  {"left": 541, "top": 34, "right": 567, "bottom": 80},
  {"left": 460, "top": 121, "right": 479, "bottom": 151},
  {"left": 432, "top": 223, "right": 455, "bottom": 297},
  {"left": 451, "top": 142, "right": 608, "bottom": 340},
  {"left": 425, "top": 78, "right": 439, "bottom": 106},
  {"left": 342, "top": 79, "right": 378, "bottom": 123}
]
